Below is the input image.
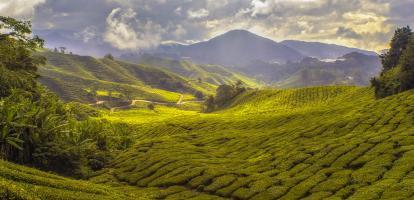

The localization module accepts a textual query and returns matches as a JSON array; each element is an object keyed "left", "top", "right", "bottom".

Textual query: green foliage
[
  {"left": 0, "top": 16, "right": 134, "bottom": 179},
  {"left": 204, "top": 81, "right": 246, "bottom": 112},
  {"left": 104, "top": 54, "right": 114, "bottom": 60},
  {"left": 0, "top": 16, "right": 45, "bottom": 73},
  {"left": 39, "top": 51, "right": 201, "bottom": 103},
  {"left": 372, "top": 26, "right": 414, "bottom": 98},
  {"left": 92, "top": 86, "right": 414, "bottom": 200},
  {"left": 0, "top": 159, "right": 151, "bottom": 200},
  {"left": 380, "top": 26, "right": 412, "bottom": 72}
]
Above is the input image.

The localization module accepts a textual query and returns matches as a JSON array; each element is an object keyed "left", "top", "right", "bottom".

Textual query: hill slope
[
  {"left": 95, "top": 86, "right": 414, "bottom": 199},
  {"left": 38, "top": 51, "right": 214, "bottom": 103},
  {"left": 242, "top": 52, "right": 381, "bottom": 86},
  {"left": 120, "top": 55, "right": 260, "bottom": 87},
  {"left": 281, "top": 40, "right": 377, "bottom": 59},
  {"left": 0, "top": 160, "right": 147, "bottom": 200}
]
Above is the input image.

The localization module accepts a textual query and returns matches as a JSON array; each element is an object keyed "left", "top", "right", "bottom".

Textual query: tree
[
  {"left": 204, "top": 95, "right": 215, "bottom": 113},
  {"left": 54, "top": 48, "right": 58, "bottom": 53},
  {"left": 104, "top": 54, "right": 114, "bottom": 60},
  {"left": 59, "top": 47, "right": 67, "bottom": 54},
  {"left": 0, "top": 16, "right": 45, "bottom": 72},
  {"left": 215, "top": 84, "right": 236, "bottom": 106},
  {"left": 380, "top": 26, "right": 412, "bottom": 72},
  {"left": 147, "top": 103, "right": 155, "bottom": 110},
  {"left": 89, "top": 86, "right": 98, "bottom": 99},
  {"left": 398, "top": 37, "right": 414, "bottom": 91},
  {"left": 194, "top": 91, "right": 204, "bottom": 100},
  {"left": 371, "top": 26, "right": 414, "bottom": 98}
]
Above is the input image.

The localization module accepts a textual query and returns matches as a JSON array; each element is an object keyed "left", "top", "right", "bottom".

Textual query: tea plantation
[
  {"left": 2, "top": 86, "right": 414, "bottom": 199},
  {"left": 93, "top": 86, "right": 414, "bottom": 199}
]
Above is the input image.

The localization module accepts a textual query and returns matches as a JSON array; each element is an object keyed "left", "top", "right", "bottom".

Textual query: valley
[{"left": 1, "top": 5, "right": 414, "bottom": 200}]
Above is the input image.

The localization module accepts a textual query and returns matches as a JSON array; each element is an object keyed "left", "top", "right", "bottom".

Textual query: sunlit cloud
[{"left": 5, "top": 0, "right": 411, "bottom": 54}]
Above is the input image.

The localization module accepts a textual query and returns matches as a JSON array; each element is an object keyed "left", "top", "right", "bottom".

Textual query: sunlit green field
[
  {"left": 0, "top": 159, "right": 154, "bottom": 200},
  {"left": 93, "top": 86, "right": 414, "bottom": 199},
  {"left": 2, "top": 86, "right": 414, "bottom": 199}
]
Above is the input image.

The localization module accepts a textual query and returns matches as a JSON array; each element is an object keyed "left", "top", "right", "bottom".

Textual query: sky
[{"left": 1, "top": 0, "right": 414, "bottom": 56}]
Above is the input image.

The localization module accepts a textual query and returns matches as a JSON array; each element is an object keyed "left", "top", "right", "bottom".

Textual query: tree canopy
[{"left": 371, "top": 26, "right": 414, "bottom": 98}]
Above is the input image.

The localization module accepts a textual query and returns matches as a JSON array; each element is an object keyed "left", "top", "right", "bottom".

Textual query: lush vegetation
[
  {"left": 372, "top": 26, "right": 414, "bottom": 98},
  {"left": 38, "top": 51, "right": 200, "bottom": 103},
  {"left": 93, "top": 86, "right": 414, "bottom": 199},
  {"left": 0, "top": 16, "right": 138, "bottom": 179},
  {"left": 0, "top": 159, "right": 151, "bottom": 200},
  {"left": 1, "top": 17, "right": 414, "bottom": 200},
  {"left": 204, "top": 81, "right": 247, "bottom": 112}
]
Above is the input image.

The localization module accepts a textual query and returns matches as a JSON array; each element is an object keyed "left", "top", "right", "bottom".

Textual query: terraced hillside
[
  {"left": 38, "top": 51, "right": 220, "bottom": 103},
  {"left": 120, "top": 55, "right": 260, "bottom": 87},
  {"left": 0, "top": 159, "right": 153, "bottom": 200},
  {"left": 94, "top": 86, "right": 414, "bottom": 199}
]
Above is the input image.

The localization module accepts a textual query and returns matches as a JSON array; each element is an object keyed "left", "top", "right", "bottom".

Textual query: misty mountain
[
  {"left": 280, "top": 40, "right": 378, "bottom": 60},
  {"left": 241, "top": 52, "right": 381, "bottom": 87},
  {"left": 145, "top": 30, "right": 305, "bottom": 67}
]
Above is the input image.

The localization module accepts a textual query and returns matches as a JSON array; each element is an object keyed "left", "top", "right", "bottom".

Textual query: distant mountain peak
[{"left": 212, "top": 29, "right": 272, "bottom": 42}]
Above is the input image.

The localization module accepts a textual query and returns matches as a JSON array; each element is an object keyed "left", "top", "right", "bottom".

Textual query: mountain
[
  {"left": 281, "top": 40, "right": 378, "bottom": 59},
  {"left": 120, "top": 54, "right": 260, "bottom": 87},
  {"left": 241, "top": 52, "right": 381, "bottom": 87},
  {"left": 147, "top": 30, "right": 305, "bottom": 66}
]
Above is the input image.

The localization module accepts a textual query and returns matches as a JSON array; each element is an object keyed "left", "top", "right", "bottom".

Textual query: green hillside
[
  {"left": 0, "top": 159, "right": 157, "bottom": 200},
  {"left": 38, "top": 51, "right": 217, "bottom": 103},
  {"left": 90, "top": 86, "right": 414, "bottom": 199},
  {"left": 121, "top": 55, "right": 260, "bottom": 87}
]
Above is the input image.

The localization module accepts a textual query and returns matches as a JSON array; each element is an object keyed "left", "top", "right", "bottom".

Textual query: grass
[{"left": 92, "top": 86, "right": 414, "bottom": 199}]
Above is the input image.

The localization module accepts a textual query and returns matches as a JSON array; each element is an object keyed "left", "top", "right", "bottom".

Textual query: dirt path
[{"left": 176, "top": 94, "right": 184, "bottom": 105}]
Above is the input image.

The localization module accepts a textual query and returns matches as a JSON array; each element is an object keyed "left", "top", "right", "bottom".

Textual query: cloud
[
  {"left": 103, "top": 8, "right": 162, "bottom": 50},
  {"left": 187, "top": 8, "right": 210, "bottom": 19},
  {"left": 336, "top": 27, "right": 362, "bottom": 39},
  {"left": 28, "top": 0, "right": 414, "bottom": 54},
  {"left": 75, "top": 26, "right": 98, "bottom": 42},
  {"left": 0, "top": 0, "right": 45, "bottom": 18}
]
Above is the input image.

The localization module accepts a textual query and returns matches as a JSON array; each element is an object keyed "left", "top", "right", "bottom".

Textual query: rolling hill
[
  {"left": 37, "top": 51, "right": 220, "bottom": 103},
  {"left": 38, "top": 51, "right": 261, "bottom": 104},
  {"left": 2, "top": 86, "right": 414, "bottom": 199},
  {"left": 89, "top": 86, "right": 414, "bottom": 199},
  {"left": 241, "top": 52, "right": 381, "bottom": 87},
  {"left": 280, "top": 40, "right": 378, "bottom": 59},
  {"left": 120, "top": 54, "right": 259, "bottom": 87}
]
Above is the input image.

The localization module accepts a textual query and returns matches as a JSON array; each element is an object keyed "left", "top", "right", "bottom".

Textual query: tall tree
[
  {"left": 371, "top": 26, "right": 414, "bottom": 98},
  {"left": 0, "top": 16, "right": 45, "bottom": 73},
  {"left": 380, "top": 26, "right": 412, "bottom": 72},
  {"left": 398, "top": 37, "right": 414, "bottom": 91}
]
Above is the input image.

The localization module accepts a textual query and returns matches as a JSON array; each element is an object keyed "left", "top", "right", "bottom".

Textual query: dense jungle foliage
[{"left": 0, "top": 16, "right": 134, "bottom": 178}]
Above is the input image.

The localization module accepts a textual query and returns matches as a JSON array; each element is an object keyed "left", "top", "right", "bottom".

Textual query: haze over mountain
[
  {"left": 147, "top": 30, "right": 305, "bottom": 66},
  {"left": 120, "top": 30, "right": 381, "bottom": 86},
  {"left": 280, "top": 40, "right": 378, "bottom": 60},
  {"left": 125, "top": 29, "right": 378, "bottom": 68}
]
